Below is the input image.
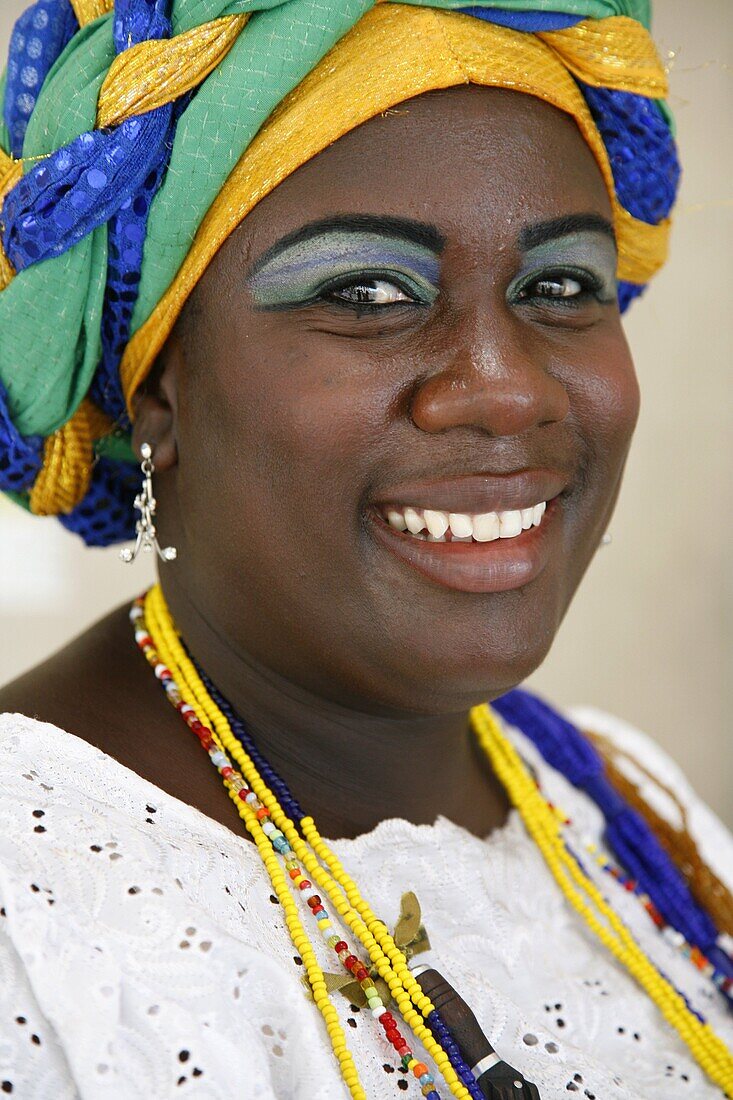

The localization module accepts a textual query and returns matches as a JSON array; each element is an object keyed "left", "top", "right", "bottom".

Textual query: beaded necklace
[
  {"left": 546, "top": 798, "right": 733, "bottom": 1001},
  {"left": 492, "top": 690, "right": 733, "bottom": 989},
  {"left": 133, "top": 585, "right": 733, "bottom": 1099}
]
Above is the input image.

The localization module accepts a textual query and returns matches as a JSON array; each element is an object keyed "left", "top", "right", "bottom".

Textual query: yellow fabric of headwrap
[
  {"left": 538, "top": 16, "right": 667, "bottom": 96},
  {"left": 29, "top": 398, "right": 113, "bottom": 515},
  {"left": 119, "top": 4, "right": 669, "bottom": 413},
  {"left": 97, "top": 14, "right": 250, "bottom": 129},
  {"left": 69, "top": 0, "right": 113, "bottom": 27}
]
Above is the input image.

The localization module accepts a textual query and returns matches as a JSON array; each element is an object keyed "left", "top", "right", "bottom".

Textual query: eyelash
[
  {"left": 514, "top": 266, "right": 607, "bottom": 306},
  {"left": 316, "top": 272, "right": 425, "bottom": 311},
  {"left": 308, "top": 266, "right": 609, "bottom": 314}
]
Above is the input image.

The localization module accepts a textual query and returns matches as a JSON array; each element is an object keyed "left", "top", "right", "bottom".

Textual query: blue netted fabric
[
  {"left": 459, "top": 8, "right": 582, "bottom": 30},
  {"left": 2, "top": 0, "right": 78, "bottom": 159},
  {"left": 0, "top": 379, "right": 44, "bottom": 491},
  {"left": 579, "top": 82, "right": 680, "bottom": 225},
  {"left": 617, "top": 278, "right": 645, "bottom": 311},
  {"left": 493, "top": 688, "right": 733, "bottom": 994},
  {"left": 58, "top": 454, "right": 138, "bottom": 544}
]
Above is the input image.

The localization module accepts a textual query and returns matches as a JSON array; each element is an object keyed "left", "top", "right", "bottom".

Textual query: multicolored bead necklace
[
  {"left": 132, "top": 585, "right": 733, "bottom": 1099},
  {"left": 546, "top": 798, "right": 733, "bottom": 1001}
]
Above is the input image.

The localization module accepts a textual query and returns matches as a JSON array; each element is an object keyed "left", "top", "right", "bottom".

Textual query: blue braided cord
[
  {"left": 617, "top": 279, "right": 645, "bottom": 312},
  {"left": 460, "top": 8, "right": 582, "bottom": 30},
  {"left": 201, "top": 673, "right": 307, "bottom": 824},
  {"left": 427, "top": 1010, "right": 485, "bottom": 1099},
  {"left": 0, "top": 378, "right": 44, "bottom": 491},
  {"left": 493, "top": 689, "right": 733, "bottom": 983},
  {"left": 58, "top": 454, "right": 137, "bottom": 544},
  {"left": 579, "top": 83, "right": 680, "bottom": 225},
  {"left": 3, "top": 0, "right": 79, "bottom": 159}
]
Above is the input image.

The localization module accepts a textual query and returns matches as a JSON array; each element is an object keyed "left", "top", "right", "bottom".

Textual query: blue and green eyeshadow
[
  {"left": 247, "top": 227, "right": 441, "bottom": 310},
  {"left": 509, "top": 230, "right": 618, "bottom": 305}
]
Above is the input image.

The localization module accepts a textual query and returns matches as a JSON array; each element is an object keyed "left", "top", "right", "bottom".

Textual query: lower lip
[{"left": 368, "top": 499, "right": 562, "bottom": 594}]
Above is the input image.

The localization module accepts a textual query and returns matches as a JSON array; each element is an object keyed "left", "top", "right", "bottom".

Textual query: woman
[{"left": 0, "top": 1, "right": 731, "bottom": 1097}]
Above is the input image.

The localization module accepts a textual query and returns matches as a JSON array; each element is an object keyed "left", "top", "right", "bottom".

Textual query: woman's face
[{"left": 150, "top": 86, "right": 639, "bottom": 714}]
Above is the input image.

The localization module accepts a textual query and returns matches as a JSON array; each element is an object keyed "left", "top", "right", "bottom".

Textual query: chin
[{"left": 347, "top": 603, "right": 564, "bottom": 715}]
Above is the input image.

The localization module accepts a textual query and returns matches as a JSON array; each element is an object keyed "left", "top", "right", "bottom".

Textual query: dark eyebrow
[
  {"left": 251, "top": 214, "right": 446, "bottom": 272},
  {"left": 518, "top": 213, "right": 616, "bottom": 252}
]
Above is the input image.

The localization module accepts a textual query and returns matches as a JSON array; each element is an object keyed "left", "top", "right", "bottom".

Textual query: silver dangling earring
[
  {"left": 119, "top": 442, "right": 178, "bottom": 564},
  {"left": 600, "top": 531, "right": 613, "bottom": 548}
]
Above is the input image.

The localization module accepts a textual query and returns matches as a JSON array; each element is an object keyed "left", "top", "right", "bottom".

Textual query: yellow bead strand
[
  {"left": 144, "top": 590, "right": 368, "bottom": 1100},
  {"left": 470, "top": 704, "right": 733, "bottom": 1097},
  {"left": 146, "top": 586, "right": 471, "bottom": 1100}
]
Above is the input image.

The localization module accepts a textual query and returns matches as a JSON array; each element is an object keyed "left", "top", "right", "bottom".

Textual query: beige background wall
[{"left": 1, "top": 1, "right": 731, "bottom": 826}]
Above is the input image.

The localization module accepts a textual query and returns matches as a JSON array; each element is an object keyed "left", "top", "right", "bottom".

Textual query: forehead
[{"left": 220, "top": 85, "right": 612, "bottom": 272}]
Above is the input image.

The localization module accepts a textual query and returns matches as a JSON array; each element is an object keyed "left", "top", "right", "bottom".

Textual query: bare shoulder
[
  {"left": 0, "top": 603, "right": 158, "bottom": 751},
  {"left": 0, "top": 603, "right": 240, "bottom": 832}
]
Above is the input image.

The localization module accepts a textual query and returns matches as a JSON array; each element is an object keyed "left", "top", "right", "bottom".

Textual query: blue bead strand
[
  {"left": 196, "top": 667, "right": 306, "bottom": 825},
  {"left": 427, "top": 1011, "right": 484, "bottom": 1100}
]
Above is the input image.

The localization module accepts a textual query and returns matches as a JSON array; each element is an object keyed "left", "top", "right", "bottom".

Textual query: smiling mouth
[
  {"left": 378, "top": 501, "right": 547, "bottom": 542},
  {"left": 365, "top": 477, "right": 563, "bottom": 594}
]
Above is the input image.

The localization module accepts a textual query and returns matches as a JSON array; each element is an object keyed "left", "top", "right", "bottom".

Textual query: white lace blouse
[{"left": 0, "top": 707, "right": 731, "bottom": 1099}]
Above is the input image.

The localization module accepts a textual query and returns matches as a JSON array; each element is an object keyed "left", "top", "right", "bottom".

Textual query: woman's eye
[
  {"left": 523, "top": 275, "right": 584, "bottom": 300},
  {"left": 325, "top": 278, "right": 413, "bottom": 307}
]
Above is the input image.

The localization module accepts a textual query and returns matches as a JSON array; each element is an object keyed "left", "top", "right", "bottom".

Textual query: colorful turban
[{"left": 0, "top": 0, "right": 679, "bottom": 546}]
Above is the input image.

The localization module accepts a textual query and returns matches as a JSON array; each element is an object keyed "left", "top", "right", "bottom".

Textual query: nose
[{"left": 410, "top": 318, "right": 570, "bottom": 438}]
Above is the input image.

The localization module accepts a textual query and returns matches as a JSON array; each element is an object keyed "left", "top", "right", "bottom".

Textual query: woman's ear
[{"left": 130, "top": 330, "right": 183, "bottom": 472}]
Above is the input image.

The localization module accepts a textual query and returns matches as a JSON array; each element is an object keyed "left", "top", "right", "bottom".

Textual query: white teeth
[
  {"left": 473, "top": 512, "right": 501, "bottom": 542},
  {"left": 386, "top": 509, "right": 408, "bottom": 531},
  {"left": 448, "top": 513, "right": 473, "bottom": 538},
  {"left": 403, "top": 507, "right": 425, "bottom": 535},
  {"left": 424, "top": 509, "right": 450, "bottom": 539},
  {"left": 498, "top": 510, "right": 523, "bottom": 538},
  {"left": 383, "top": 501, "right": 548, "bottom": 541}
]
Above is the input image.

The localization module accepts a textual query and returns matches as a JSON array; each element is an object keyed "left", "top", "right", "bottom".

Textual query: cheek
[
  {"left": 566, "top": 330, "right": 640, "bottom": 476},
  {"left": 180, "top": 316, "right": 390, "bottom": 544}
]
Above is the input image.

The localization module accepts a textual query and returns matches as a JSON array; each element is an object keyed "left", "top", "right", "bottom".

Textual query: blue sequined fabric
[
  {"left": 1, "top": 0, "right": 179, "bottom": 542},
  {"left": 2, "top": 0, "right": 78, "bottom": 159},
  {"left": 581, "top": 83, "right": 681, "bottom": 225}
]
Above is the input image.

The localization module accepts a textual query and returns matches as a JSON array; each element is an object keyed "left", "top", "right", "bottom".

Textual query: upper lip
[{"left": 371, "top": 468, "right": 570, "bottom": 514}]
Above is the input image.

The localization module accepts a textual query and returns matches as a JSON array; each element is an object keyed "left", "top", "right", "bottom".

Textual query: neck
[{"left": 160, "top": 581, "right": 512, "bottom": 841}]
